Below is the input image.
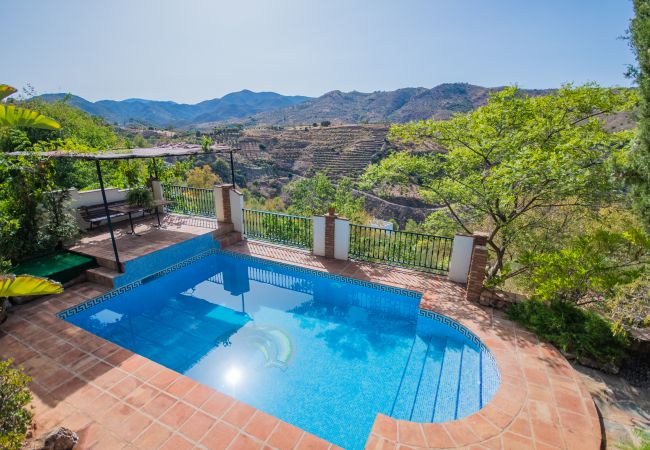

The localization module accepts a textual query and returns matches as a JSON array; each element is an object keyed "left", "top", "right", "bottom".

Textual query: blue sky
[{"left": 5, "top": 0, "right": 635, "bottom": 103}]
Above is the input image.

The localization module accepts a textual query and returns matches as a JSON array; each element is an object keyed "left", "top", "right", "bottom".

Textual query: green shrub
[
  {"left": 126, "top": 187, "right": 153, "bottom": 208},
  {"left": 0, "top": 359, "right": 33, "bottom": 450},
  {"left": 507, "top": 299, "right": 629, "bottom": 365}
]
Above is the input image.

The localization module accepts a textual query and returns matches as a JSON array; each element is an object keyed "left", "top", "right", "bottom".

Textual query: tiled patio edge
[{"left": 0, "top": 240, "right": 602, "bottom": 450}]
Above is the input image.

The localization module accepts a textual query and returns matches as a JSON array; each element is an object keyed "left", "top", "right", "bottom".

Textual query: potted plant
[
  {"left": 126, "top": 186, "right": 154, "bottom": 208},
  {"left": 0, "top": 275, "right": 63, "bottom": 324}
]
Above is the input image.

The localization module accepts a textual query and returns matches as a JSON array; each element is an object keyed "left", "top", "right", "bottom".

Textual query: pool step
[
  {"left": 391, "top": 337, "right": 484, "bottom": 423},
  {"left": 85, "top": 266, "right": 119, "bottom": 288}
]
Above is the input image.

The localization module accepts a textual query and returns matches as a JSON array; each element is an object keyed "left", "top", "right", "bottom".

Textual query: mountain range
[{"left": 37, "top": 84, "right": 550, "bottom": 128}]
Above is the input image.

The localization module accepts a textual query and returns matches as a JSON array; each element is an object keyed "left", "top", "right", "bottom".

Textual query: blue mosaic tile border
[
  {"left": 419, "top": 309, "right": 500, "bottom": 380},
  {"left": 220, "top": 250, "right": 423, "bottom": 299},
  {"left": 57, "top": 248, "right": 219, "bottom": 320},
  {"left": 58, "top": 247, "right": 422, "bottom": 320}
]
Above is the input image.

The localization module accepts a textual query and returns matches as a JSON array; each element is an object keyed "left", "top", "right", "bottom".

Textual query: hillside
[
  {"left": 37, "top": 83, "right": 552, "bottom": 128},
  {"left": 36, "top": 90, "right": 310, "bottom": 127},
  {"left": 235, "top": 83, "right": 552, "bottom": 126}
]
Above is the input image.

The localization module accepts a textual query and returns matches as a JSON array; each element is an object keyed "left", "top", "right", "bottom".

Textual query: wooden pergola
[{"left": 7, "top": 143, "right": 238, "bottom": 273}]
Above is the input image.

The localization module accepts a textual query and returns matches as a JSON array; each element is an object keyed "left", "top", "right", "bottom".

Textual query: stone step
[
  {"left": 85, "top": 266, "right": 120, "bottom": 288},
  {"left": 215, "top": 231, "right": 242, "bottom": 249},
  {"left": 93, "top": 255, "right": 123, "bottom": 272},
  {"left": 213, "top": 221, "right": 234, "bottom": 237}
]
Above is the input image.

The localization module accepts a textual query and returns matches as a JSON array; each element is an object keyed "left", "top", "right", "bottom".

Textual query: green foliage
[
  {"left": 285, "top": 173, "right": 367, "bottom": 223},
  {"left": 0, "top": 359, "right": 33, "bottom": 450},
  {"left": 201, "top": 135, "right": 213, "bottom": 151},
  {"left": 38, "top": 190, "right": 79, "bottom": 249},
  {"left": 627, "top": 1, "right": 650, "bottom": 230},
  {"left": 320, "top": 120, "right": 331, "bottom": 127},
  {"left": 617, "top": 429, "right": 650, "bottom": 450},
  {"left": 507, "top": 299, "right": 629, "bottom": 365},
  {"left": 521, "top": 228, "right": 649, "bottom": 305},
  {"left": 126, "top": 187, "right": 153, "bottom": 207},
  {"left": 186, "top": 164, "right": 221, "bottom": 188},
  {"left": 364, "top": 85, "right": 635, "bottom": 282},
  {"left": 22, "top": 97, "right": 119, "bottom": 149}
]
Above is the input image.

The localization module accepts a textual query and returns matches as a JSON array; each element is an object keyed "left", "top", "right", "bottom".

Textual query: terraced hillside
[{"left": 238, "top": 124, "right": 389, "bottom": 180}]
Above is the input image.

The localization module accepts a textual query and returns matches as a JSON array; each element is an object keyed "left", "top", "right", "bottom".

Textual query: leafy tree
[
  {"left": 0, "top": 359, "right": 33, "bottom": 450},
  {"left": 285, "top": 173, "right": 367, "bottom": 222},
  {"left": 521, "top": 228, "right": 649, "bottom": 305},
  {"left": 627, "top": 0, "right": 650, "bottom": 230},
  {"left": 321, "top": 120, "right": 331, "bottom": 127},
  {"left": 186, "top": 164, "right": 221, "bottom": 188},
  {"left": 363, "top": 85, "right": 635, "bottom": 281}
]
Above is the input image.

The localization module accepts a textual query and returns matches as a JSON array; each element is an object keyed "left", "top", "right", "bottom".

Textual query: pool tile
[
  {"left": 125, "top": 383, "right": 160, "bottom": 408},
  {"left": 184, "top": 382, "right": 215, "bottom": 407},
  {"left": 167, "top": 376, "right": 196, "bottom": 397},
  {"left": 159, "top": 401, "right": 196, "bottom": 428},
  {"left": 244, "top": 411, "right": 279, "bottom": 441},
  {"left": 202, "top": 391, "right": 236, "bottom": 418},
  {"left": 201, "top": 420, "right": 239, "bottom": 450},
  {"left": 142, "top": 392, "right": 177, "bottom": 418},
  {"left": 110, "top": 375, "right": 144, "bottom": 397},
  {"left": 267, "top": 420, "right": 304, "bottom": 449},
  {"left": 223, "top": 401, "right": 257, "bottom": 428},
  {"left": 421, "top": 423, "right": 455, "bottom": 448},
  {"left": 116, "top": 410, "right": 152, "bottom": 441},
  {"left": 179, "top": 410, "right": 217, "bottom": 442},
  {"left": 396, "top": 421, "right": 427, "bottom": 447},
  {"left": 159, "top": 434, "right": 195, "bottom": 450},
  {"left": 149, "top": 367, "right": 180, "bottom": 389},
  {"left": 372, "top": 414, "right": 398, "bottom": 441},
  {"left": 296, "top": 432, "right": 331, "bottom": 450},
  {"left": 229, "top": 433, "right": 264, "bottom": 450},
  {"left": 133, "top": 422, "right": 173, "bottom": 449}
]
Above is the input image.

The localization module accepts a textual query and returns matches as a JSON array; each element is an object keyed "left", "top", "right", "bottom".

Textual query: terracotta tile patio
[{"left": 0, "top": 239, "right": 601, "bottom": 449}]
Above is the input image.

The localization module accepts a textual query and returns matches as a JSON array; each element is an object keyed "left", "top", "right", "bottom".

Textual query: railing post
[
  {"left": 324, "top": 208, "right": 336, "bottom": 258},
  {"left": 334, "top": 217, "right": 350, "bottom": 260},
  {"left": 229, "top": 188, "right": 244, "bottom": 233},
  {"left": 214, "top": 183, "right": 233, "bottom": 222},
  {"left": 312, "top": 216, "right": 326, "bottom": 256},
  {"left": 448, "top": 234, "right": 474, "bottom": 283},
  {"left": 465, "top": 232, "right": 489, "bottom": 302}
]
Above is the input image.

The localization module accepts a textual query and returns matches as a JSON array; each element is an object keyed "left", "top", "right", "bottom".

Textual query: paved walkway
[{"left": 1, "top": 240, "right": 601, "bottom": 449}]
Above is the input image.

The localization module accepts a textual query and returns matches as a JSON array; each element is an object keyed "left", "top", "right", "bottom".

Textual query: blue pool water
[{"left": 62, "top": 251, "right": 499, "bottom": 449}]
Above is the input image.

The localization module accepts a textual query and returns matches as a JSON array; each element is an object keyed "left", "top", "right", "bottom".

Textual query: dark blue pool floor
[{"left": 65, "top": 252, "right": 498, "bottom": 450}]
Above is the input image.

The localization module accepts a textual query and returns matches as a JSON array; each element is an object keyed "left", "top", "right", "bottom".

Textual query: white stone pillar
[
  {"left": 312, "top": 216, "right": 326, "bottom": 256},
  {"left": 334, "top": 218, "right": 350, "bottom": 260},
  {"left": 229, "top": 188, "right": 244, "bottom": 233},
  {"left": 448, "top": 234, "right": 475, "bottom": 283},
  {"left": 214, "top": 184, "right": 226, "bottom": 222}
]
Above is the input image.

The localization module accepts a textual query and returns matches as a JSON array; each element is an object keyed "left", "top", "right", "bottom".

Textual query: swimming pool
[{"left": 60, "top": 250, "right": 500, "bottom": 449}]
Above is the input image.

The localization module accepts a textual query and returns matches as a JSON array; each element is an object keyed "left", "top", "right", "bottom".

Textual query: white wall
[
  {"left": 69, "top": 187, "right": 129, "bottom": 208},
  {"left": 312, "top": 216, "right": 326, "bottom": 256},
  {"left": 229, "top": 189, "right": 244, "bottom": 233},
  {"left": 448, "top": 234, "right": 475, "bottom": 283},
  {"left": 334, "top": 218, "right": 350, "bottom": 260},
  {"left": 69, "top": 187, "right": 132, "bottom": 228}
]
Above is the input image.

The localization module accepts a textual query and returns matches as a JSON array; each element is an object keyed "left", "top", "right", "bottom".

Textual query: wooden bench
[{"left": 79, "top": 201, "right": 128, "bottom": 230}]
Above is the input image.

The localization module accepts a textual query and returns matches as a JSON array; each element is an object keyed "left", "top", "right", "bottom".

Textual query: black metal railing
[
  {"left": 349, "top": 224, "right": 453, "bottom": 273},
  {"left": 243, "top": 209, "right": 312, "bottom": 249},
  {"left": 162, "top": 184, "right": 215, "bottom": 217}
]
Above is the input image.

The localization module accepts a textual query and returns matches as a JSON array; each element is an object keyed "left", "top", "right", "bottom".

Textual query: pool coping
[{"left": 0, "top": 240, "right": 602, "bottom": 449}]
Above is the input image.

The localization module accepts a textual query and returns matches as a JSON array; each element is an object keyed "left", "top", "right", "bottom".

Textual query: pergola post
[
  {"left": 95, "top": 160, "right": 123, "bottom": 273},
  {"left": 229, "top": 151, "right": 235, "bottom": 187}
]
